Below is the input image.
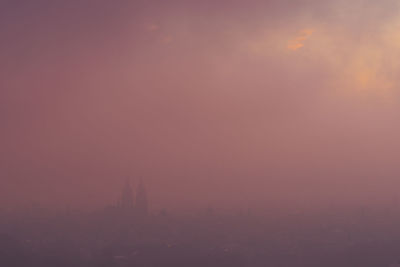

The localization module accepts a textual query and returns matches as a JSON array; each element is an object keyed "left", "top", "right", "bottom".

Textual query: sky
[{"left": 1, "top": 0, "right": 400, "bottom": 211}]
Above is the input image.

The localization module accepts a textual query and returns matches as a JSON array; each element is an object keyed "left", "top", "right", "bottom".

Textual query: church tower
[
  {"left": 119, "top": 179, "right": 134, "bottom": 209},
  {"left": 135, "top": 179, "right": 148, "bottom": 216}
]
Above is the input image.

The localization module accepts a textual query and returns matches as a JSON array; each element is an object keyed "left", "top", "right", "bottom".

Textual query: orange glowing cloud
[{"left": 287, "top": 29, "right": 314, "bottom": 51}]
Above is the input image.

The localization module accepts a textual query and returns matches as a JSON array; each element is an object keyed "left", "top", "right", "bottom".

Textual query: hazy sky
[{"left": 1, "top": 0, "right": 400, "bottom": 211}]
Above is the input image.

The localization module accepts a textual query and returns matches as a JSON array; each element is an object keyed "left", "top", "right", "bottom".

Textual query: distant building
[
  {"left": 117, "top": 179, "right": 148, "bottom": 216},
  {"left": 135, "top": 179, "right": 149, "bottom": 216},
  {"left": 118, "top": 179, "right": 134, "bottom": 209}
]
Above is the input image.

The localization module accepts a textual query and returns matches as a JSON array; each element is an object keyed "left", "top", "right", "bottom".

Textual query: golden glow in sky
[{"left": 287, "top": 29, "right": 314, "bottom": 51}]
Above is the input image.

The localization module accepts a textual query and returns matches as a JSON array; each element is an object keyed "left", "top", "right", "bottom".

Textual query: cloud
[{"left": 287, "top": 28, "right": 314, "bottom": 51}]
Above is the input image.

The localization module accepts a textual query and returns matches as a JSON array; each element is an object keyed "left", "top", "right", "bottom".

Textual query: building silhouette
[
  {"left": 119, "top": 179, "right": 134, "bottom": 209},
  {"left": 136, "top": 179, "right": 149, "bottom": 216},
  {"left": 117, "top": 179, "right": 148, "bottom": 216}
]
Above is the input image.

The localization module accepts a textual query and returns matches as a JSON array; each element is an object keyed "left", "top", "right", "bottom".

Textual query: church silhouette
[{"left": 117, "top": 179, "right": 148, "bottom": 216}]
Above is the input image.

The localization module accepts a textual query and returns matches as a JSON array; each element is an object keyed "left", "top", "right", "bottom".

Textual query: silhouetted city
[{"left": 2, "top": 181, "right": 400, "bottom": 267}]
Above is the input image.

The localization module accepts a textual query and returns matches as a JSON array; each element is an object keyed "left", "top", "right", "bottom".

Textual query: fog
[
  {"left": 4, "top": 2, "right": 400, "bottom": 266},
  {"left": 1, "top": 0, "right": 400, "bottom": 212}
]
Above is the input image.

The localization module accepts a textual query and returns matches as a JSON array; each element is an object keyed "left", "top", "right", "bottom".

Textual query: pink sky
[{"left": 1, "top": 0, "right": 400, "bottom": 211}]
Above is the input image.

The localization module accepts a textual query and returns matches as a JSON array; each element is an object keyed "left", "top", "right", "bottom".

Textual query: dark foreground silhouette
[{"left": 2, "top": 206, "right": 400, "bottom": 267}]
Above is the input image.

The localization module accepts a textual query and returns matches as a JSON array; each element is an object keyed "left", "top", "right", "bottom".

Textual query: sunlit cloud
[
  {"left": 287, "top": 29, "right": 314, "bottom": 51},
  {"left": 346, "top": 48, "right": 394, "bottom": 98}
]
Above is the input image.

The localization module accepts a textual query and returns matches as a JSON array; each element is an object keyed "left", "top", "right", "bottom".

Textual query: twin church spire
[{"left": 118, "top": 179, "right": 148, "bottom": 215}]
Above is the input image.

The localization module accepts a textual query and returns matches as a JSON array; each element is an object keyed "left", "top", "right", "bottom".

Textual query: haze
[{"left": 1, "top": 0, "right": 400, "bottom": 212}]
